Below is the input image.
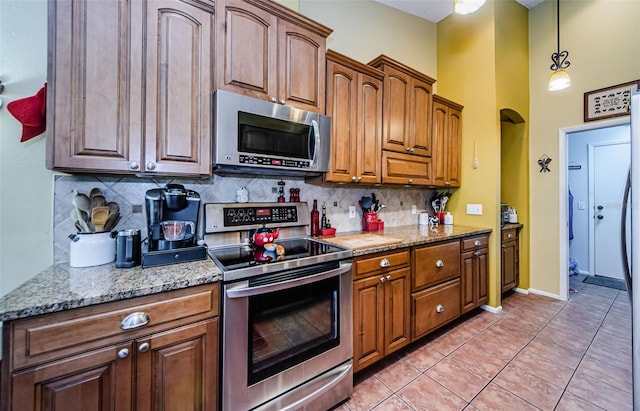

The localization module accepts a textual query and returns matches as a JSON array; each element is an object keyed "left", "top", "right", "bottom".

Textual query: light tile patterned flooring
[{"left": 336, "top": 275, "right": 632, "bottom": 410}]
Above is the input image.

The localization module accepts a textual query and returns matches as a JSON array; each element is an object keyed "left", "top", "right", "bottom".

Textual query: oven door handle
[{"left": 225, "top": 263, "right": 352, "bottom": 299}]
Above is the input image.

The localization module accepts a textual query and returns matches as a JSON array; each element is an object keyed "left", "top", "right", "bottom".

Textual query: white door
[{"left": 592, "top": 142, "right": 630, "bottom": 280}]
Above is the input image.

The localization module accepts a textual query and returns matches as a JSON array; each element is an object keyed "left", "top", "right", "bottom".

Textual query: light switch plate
[
  {"left": 349, "top": 206, "right": 356, "bottom": 218},
  {"left": 411, "top": 205, "right": 417, "bottom": 214},
  {"left": 466, "top": 204, "right": 483, "bottom": 215},
  {"left": 578, "top": 201, "right": 585, "bottom": 210}
]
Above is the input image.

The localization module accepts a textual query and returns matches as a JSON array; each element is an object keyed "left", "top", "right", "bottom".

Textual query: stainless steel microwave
[{"left": 213, "top": 90, "right": 331, "bottom": 177}]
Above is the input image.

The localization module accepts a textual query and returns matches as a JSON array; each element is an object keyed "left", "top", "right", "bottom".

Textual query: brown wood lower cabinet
[
  {"left": 502, "top": 228, "right": 520, "bottom": 293},
  {"left": 460, "top": 235, "right": 489, "bottom": 314},
  {"left": 411, "top": 279, "right": 461, "bottom": 340},
  {"left": 353, "top": 250, "right": 410, "bottom": 373},
  {"left": 2, "top": 283, "right": 220, "bottom": 411}
]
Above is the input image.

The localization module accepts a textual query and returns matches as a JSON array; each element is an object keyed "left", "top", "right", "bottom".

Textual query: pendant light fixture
[
  {"left": 549, "top": 0, "right": 571, "bottom": 91},
  {"left": 454, "top": 0, "right": 487, "bottom": 15}
]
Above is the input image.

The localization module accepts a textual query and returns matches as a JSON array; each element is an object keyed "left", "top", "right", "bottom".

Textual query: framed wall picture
[{"left": 584, "top": 80, "right": 639, "bottom": 122}]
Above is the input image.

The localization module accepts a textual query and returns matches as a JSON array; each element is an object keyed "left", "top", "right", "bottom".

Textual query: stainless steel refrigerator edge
[{"left": 622, "top": 85, "right": 639, "bottom": 408}]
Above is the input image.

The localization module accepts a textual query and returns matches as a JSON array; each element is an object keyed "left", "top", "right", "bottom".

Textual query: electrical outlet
[
  {"left": 578, "top": 201, "right": 586, "bottom": 210},
  {"left": 349, "top": 206, "right": 356, "bottom": 218},
  {"left": 132, "top": 204, "right": 143, "bottom": 213},
  {"left": 466, "top": 204, "right": 483, "bottom": 215},
  {"left": 272, "top": 187, "right": 278, "bottom": 193},
  {"left": 411, "top": 205, "right": 417, "bottom": 214}
]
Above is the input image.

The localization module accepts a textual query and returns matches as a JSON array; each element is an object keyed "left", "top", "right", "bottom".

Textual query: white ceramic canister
[
  {"left": 444, "top": 212, "right": 453, "bottom": 225},
  {"left": 69, "top": 232, "right": 117, "bottom": 267},
  {"left": 419, "top": 211, "right": 430, "bottom": 225}
]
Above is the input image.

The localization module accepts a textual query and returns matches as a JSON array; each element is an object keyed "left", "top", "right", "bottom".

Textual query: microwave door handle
[{"left": 308, "top": 119, "right": 319, "bottom": 165}]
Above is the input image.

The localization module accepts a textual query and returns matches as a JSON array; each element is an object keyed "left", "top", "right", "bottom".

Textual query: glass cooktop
[{"left": 207, "top": 238, "right": 351, "bottom": 280}]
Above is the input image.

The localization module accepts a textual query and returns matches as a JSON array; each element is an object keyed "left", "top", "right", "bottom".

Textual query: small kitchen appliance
[
  {"left": 212, "top": 90, "right": 331, "bottom": 177},
  {"left": 501, "top": 203, "right": 510, "bottom": 225},
  {"left": 204, "top": 202, "right": 353, "bottom": 411},
  {"left": 115, "top": 229, "right": 142, "bottom": 268},
  {"left": 142, "top": 184, "right": 206, "bottom": 267}
]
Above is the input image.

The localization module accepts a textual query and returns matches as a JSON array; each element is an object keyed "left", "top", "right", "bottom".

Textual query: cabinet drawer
[
  {"left": 462, "top": 234, "right": 489, "bottom": 251},
  {"left": 411, "top": 279, "right": 461, "bottom": 340},
  {"left": 412, "top": 241, "right": 460, "bottom": 290},
  {"left": 381, "top": 151, "right": 432, "bottom": 185},
  {"left": 354, "top": 250, "right": 409, "bottom": 279},
  {"left": 9, "top": 283, "right": 220, "bottom": 371},
  {"left": 502, "top": 229, "right": 517, "bottom": 242}
]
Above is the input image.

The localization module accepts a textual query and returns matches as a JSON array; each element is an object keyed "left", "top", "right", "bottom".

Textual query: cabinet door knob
[
  {"left": 280, "top": 99, "right": 286, "bottom": 105},
  {"left": 357, "top": 176, "right": 362, "bottom": 182},
  {"left": 129, "top": 161, "right": 139, "bottom": 170},
  {"left": 507, "top": 233, "right": 513, "bottom": 238},
  {"left": 352, "top": 176, "right": 357, "bottom": 182},
  {"left": 117, "top": 348, "right": 130, "bottom": 359},
  {"left": 121, "top": 312, "right": 150, "bottom": 330},
  {"left": 146, "top": 162, "right": 156, "bottom": 171},
  {"left": 435, "top": 259, "right": 444, "bottom": 268},
  {"left": 385, "top": 275, "right": 392, "bottom": 281},
  {"left": 409, "top": 147, "right": 414, "bottom": 153},
  {"left": 380, "top": 276, "right": 386, "bottom": 283},
  {"left": 380, "top": 258, "right": 390, "bottom": 268},
  {"left": 474, "top": 240, "right": 481, "bottom": 246},
  {"left": 271, "top": 97, "right": 277, "bottom": 103},
  {"left": 406, "top": 147, "right": 411, "bottom": 152},
  {"left": 445, "top": 181, "right": 451, "bottom": 185},
  {"left": 408, "top": 179, "right": 413, "bottom": 184},
  {"left": 138, "top": 342, "right": 150, "bottom": 353},
  {"left": 474, "top": 250, "right": 481, "bottom": 256},
  {"left": 436, "top": 304, "right": 444, "bottom": 313}
]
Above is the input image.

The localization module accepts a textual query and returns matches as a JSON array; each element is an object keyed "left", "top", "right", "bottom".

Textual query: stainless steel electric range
[{"left": 204, "top": 202, "right": 353, "bottom": 411}]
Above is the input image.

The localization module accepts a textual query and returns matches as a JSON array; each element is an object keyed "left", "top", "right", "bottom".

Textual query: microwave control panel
[
  {"left": 239, "top": 155, "right": 310, "bottom": 169},
  {"left": 224, "top": 206, "right": 298, "bottom": 226}
]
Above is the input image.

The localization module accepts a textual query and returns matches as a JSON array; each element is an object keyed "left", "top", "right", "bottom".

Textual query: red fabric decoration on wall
[{"left": 7, "top": 83, "right": 47, "bottom": 142}]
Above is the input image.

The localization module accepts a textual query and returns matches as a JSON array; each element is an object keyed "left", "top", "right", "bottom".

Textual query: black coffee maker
[{"left": 142, "top": 184, "right": 206, "bottom": 267}]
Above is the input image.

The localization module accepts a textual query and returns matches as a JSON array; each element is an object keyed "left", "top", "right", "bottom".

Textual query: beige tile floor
[{"left": 336, "top": 275, "right": 632, "bottom": 410}]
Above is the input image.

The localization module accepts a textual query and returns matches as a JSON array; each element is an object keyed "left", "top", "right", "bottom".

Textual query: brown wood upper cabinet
[
  {"left": 368, "top": 55, "right": 435, "bottom": 157},
  {"left": 216, "top": 0, "right": 332, "bottom": 113},
  {"left": 432, "top": 95, "right": 463, "bottom": 187},
  {"left": 46, "top": 0, "right": 214, "bottom": 177},
  {"left": 325, "top": 50, "right": 384, "bottom": 184}
]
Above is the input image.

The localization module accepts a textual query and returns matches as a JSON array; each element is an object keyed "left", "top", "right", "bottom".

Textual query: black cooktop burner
[{"left": 208, "top": 238, "right": 346, "bottom": 272}]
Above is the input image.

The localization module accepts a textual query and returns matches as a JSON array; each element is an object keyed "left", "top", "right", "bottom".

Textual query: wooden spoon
[
  {"left": 91, "top": 206, "right": 110, "bottom": 232},
  {"left": 90, "top": 195, "right": 106, "bottom": 210}
]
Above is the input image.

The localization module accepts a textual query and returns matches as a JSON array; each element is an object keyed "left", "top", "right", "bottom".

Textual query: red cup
[
  {"left": 362, "top": 212, "right": 378, "bottom": 231},
  {"left": 377, "top": 220, "right": 384, "bottom": 230},
  {"left": 435, "top": 212, "right": 445, "bottom": 224}
]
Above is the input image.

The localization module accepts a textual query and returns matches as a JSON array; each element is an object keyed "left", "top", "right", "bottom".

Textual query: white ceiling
[{"left": 372, "top": 0, "right": 545, "bottom": 23}]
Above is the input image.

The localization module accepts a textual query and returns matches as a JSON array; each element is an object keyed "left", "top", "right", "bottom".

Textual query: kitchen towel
[{"left": 7, "top": 83, "right": 47, "bottom": 142}]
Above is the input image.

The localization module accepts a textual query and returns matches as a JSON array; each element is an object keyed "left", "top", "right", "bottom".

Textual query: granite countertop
[
  {"left": 0, "top": 258, "right": 222, "bottom": 322},
  {"left": 1, "top": 224, "right": 491, "bottom": 323},
  {"left": 318, "top": 224, "right": 492, "bottom": 257}
]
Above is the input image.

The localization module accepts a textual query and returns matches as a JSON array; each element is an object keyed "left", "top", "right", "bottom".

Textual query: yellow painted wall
[
  {"left": 437, "top": 3, "right": 502, "bottom": 307},
  {"left": 495, "top": 0, "right": 530, "bottom": 290},
  {"left": 299, "top": 0, "right": 437, "bottom": 81},
  {"left": 529, "top": 0, "right": 640, "bottom": 295}
]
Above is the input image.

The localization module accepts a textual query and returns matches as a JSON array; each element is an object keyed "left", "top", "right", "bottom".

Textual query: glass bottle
[{"left": 311, "top": 199, "right": 320, "bottom": 236}]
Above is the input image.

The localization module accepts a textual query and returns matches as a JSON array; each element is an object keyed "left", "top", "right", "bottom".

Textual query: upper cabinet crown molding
[{"left": 367, "top": 55, "right": 436, "bottom": 86}]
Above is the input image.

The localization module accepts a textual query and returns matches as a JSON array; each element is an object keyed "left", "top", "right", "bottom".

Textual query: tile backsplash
[{"left": 54, "top": 174, "right": 437, "bottom": 263}]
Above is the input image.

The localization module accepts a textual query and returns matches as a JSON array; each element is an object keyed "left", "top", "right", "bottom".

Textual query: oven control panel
[{"left": 224, "top": 205, "right": 298, "bottom": 226}]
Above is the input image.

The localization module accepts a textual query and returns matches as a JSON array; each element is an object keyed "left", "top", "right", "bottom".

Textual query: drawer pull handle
[
  {"left": 507, "top": 233, "right": 513, "bottom": 238},
  {"left": 117, "top": 348, "right": 129, "bottom": 359},
  {"left": 386, "top": 275, "right": 392, "bottom": 281},
  {"left": 380, "top": 276, "right": 386, "bottom": 283},
  {"left": 380, "top": 258, "right": 390, "bottom": 268},
  {"left": 121, "top": 312, "right": 150, "bottom": 330},
  {"left": 436, "top": 260, "right": 444, "bottom": 268},
  {"left": 474, "top": 250, "right": 481, "bottom": 256},
  {"left": 474, "top": 240, "right": 481, "bottom": 246},
  {"left": 436, "top": 304, "right": 444, "bottom": 313},
  {"left": 138, "top": 342, "right": 150, "bottom": 353}
]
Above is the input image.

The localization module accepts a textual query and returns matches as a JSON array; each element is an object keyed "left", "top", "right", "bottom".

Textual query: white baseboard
[
  {"left": 528, "top": 287, "right": 563, "bottom": 300},
  {"left": 513, "top": 287, "right": 528, "bottom": 294},
  {"left": 480, "top": 304, "right": 502, "bottom": 314},
  {"left": 578, "top": 270, "right": 589, "bottom": 275}
]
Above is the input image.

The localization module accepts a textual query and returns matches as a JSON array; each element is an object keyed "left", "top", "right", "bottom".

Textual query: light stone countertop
[
  {"left": 1, "top": 224, "right": 492, "bottom": 323},
  {"left": 0, "top": 258, "right": 222, "bottom": 322},
  {"left": 318, "top": 224, "right": 492, "bottom": 256}
]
